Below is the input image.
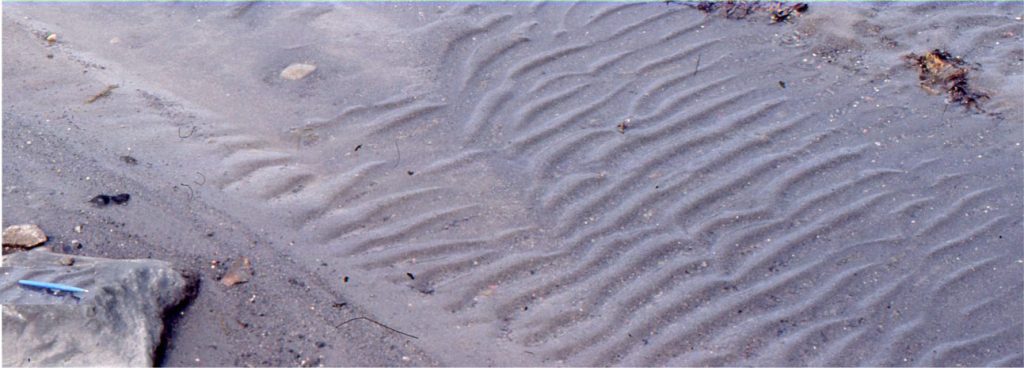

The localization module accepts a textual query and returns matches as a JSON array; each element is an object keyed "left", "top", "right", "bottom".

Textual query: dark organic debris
[
  {"left": 617, "top": 120, "right": 629, "bottom": 134},
  {"left": 354, "top": 144, "right": 362, "bottom": 152},
  {"left": 770, "top": 2, "right": 808, "bottom": 23},
  {"left": 779, "top": 81, "right": 786, "bottom": 88},
  {"left": 695, "top": 1, "right": 717, "bottom": 13},
  {"left": 85, "top": 85, "right": 118, "bottom": 104},
  {"left": 91, "top": 193, "right": 131, "bottom": 207},
  {"left": 689, "top": 1, "right": 808, "bottom": 23},
  {"left": 120, "top": 155, "right": 138, "bottom": 165},
  {"left": 406, "top": 272, "right": 415, "bottom": 280},
  {"left": 723, "top": 1, "right": 757, "bottom": 19},
  {"left": 906, "top": 49, "right": 989, "bottom": 112},
  {"left": 111, "top": 194, "right": 130, "bottom": 204},
  {"left": 90, "top": 195, "right": 110, "bottom": 206}
]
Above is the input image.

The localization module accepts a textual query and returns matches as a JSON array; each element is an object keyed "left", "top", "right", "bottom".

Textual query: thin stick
[
  {"left": 693, "top": 54, "right": 701, "bottom": 77},
  {"left": 335, "top": 317, "right": 418, "bottom": 339},
  {"left": 392, "top": 141, "right": 401, "bottom": 169},
  {"left": 85, "top": 85, "right": 118, "bottom": 104}
]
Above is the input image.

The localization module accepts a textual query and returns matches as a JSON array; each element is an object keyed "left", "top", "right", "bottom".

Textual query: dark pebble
[
  {"left": 89, "top": 195, "right": 111, "bottom": 206},
  {"left": 111, "top": 193, "right": 131, "bottom": 204}
]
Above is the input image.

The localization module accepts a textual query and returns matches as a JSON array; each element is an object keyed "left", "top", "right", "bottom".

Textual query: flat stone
[
  {"left": 3, "top": 224, "right": 47, "bottom": 250},
  {"left": 220, "top": 256, "right": 253, "bottom": 287},
  {"left": 1, "top": 250, "right": 195, "bottom": 367},
  {"left": 280, "top": 63, "right": 317, "bottom": 80}
]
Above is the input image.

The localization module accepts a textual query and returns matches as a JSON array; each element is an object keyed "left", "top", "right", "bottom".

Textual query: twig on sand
[
  {"left": 393, "top": 141, "right": 401, "bottom": 169},
  {"left": 335, "top": 317, "right": 418, "bottom": 339},
  {"left": 85, "top": 85, "right": 118, "bottom": 104},
  {"left": 693, "top": 54, "right": 701, "bottom": 77}
]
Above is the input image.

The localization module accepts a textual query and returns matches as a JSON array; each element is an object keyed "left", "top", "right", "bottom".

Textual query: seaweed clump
[
  {"left": 906, "top": 49, "right": 989, "bottom": 112},
  {"left": 690, "top": 1, "right": 808, "bottom": 23},
  {"left": 770, "top": 2, "right": 807, "bottom": 23}
]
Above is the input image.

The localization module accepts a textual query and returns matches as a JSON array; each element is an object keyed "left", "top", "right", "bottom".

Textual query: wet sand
[{"left": 3, "top": 2, "right": 1023, "bottom": 366}]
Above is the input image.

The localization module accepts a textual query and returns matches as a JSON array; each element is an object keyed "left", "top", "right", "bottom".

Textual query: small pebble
[
  {"left": 280, "top": 63, "right": 317, "bottom": 80},
  {"left": 110, "top": 193, "right": 131, "bottom": 204}
]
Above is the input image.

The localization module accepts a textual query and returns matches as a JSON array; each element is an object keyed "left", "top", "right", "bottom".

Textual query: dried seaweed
[
  {"left": 85, "top": 84, "right": 118, "bottom": 104},
  {"left": 906, "top": 49, "right": 989, "bottom": 112},
  {"left": 769, "top": 2, "right": 808, "bottom": 23},
  {"left": 690, "top": 1, "right": 808, "bottom": 23}
]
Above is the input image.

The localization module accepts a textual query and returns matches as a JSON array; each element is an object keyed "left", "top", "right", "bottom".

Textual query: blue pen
[{"left": 18, "top": 280, "right": 89, "bottom": 294}]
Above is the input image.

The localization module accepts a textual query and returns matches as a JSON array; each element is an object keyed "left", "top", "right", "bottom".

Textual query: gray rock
[
  {"left": 2, "top": 225, "right": 47, "bottom": 250},
  {"left": 1, "top": 251, "right": 195, "bottom": 367}
]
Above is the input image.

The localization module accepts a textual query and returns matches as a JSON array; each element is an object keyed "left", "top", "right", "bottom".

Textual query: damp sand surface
[{"left": 3, "top": 2, "right": 1023, "bottom": 366}]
